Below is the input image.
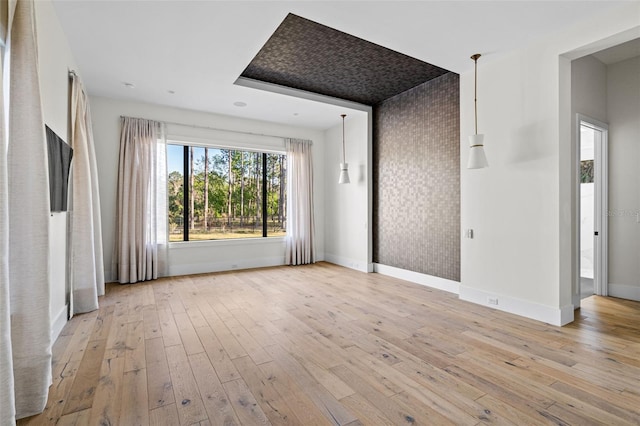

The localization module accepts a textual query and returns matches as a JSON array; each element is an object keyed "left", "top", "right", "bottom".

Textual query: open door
[{"left": 578, "top": 115, "right": 608, "bottom": 301}]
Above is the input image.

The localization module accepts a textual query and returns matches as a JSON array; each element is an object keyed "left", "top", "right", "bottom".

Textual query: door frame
[{"left": 576, "top": 113, "right": 609, "bottom": 303}]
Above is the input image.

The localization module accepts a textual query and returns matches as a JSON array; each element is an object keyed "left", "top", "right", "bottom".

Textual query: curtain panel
[
  {"left": 1, "top": 0, "right": 53, "bottom": 422},
  {"left": 284, "top": 138, "right": 315, "bottom": 265},
  {"left": 69, "top": 74, "right": 105, "bottom": 314},
  {"left": 114, "top": 117, "right": 167, "bottom": 283}
]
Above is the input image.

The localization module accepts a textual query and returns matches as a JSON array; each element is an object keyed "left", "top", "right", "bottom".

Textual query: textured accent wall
[{"left": 373, "top": 72, "right": 460, "bottom": 281}]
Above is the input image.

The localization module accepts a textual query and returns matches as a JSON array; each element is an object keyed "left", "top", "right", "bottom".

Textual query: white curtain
[
  {"left": 284, "top": 138, "right": 315, "bottom": 265},
  {"left": 114, "top": 117, "right": 167, "bottom": 283},
  {"left": 69, "top": 74, "right": 104, "bottom": 314},
  {"left": 1, "top": 0, "right": 52, "bottom": 423},
  {"left": 0, "top": 5, "right": 14, "bottom": 423}
]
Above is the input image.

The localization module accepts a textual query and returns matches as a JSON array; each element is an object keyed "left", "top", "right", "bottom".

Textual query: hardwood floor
[{"left": 18, "top": 262, "right": 640, "bottom": 425}]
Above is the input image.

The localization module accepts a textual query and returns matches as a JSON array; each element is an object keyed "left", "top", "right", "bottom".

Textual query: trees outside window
[{"left": 167, "top": 144, "right": 286, "bottom": 242}]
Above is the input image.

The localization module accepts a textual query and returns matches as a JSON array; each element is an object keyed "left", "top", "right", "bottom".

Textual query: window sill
[{"left": 168, "top": 236, "right": 286, "bottom": 250}]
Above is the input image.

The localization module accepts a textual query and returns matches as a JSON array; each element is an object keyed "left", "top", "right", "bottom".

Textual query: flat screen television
[{"left": 46, "top": 125, "right": 73, "bottom": 212}]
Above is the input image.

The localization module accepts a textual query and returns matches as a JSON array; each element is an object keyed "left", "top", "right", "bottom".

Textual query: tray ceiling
[{"left": 241, "top": 14, "right": 451, "bottom": 106}]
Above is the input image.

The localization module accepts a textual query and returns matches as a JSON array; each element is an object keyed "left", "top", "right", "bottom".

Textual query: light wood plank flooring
[{"left": 18, "top": 262, "right": 640, "bottom": 425}]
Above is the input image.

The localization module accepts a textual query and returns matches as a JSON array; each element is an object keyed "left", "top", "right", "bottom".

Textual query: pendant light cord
[
  {"left": 341, "top": 114, "right": 347, "bottom": 163},
  {"left": 474, "top": 58, "right": 478, "bottom": 135},
  {"left": 472, "top": 54, "right": 481, "bottom": 136}
]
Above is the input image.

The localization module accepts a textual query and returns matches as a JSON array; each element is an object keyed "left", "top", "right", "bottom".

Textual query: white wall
[
  {"left": 572, "top": 55, "right": 608, "bottom": 122},
  {"left": 607, "top": 56, "right": 640, "bottom": 301},
  {"left": 459, "top": 3, "right": 639, "bottom": 325},
  {"left": 35, "top": 0, "right": 79, "bottom": 340},
  {"left": 570, "top": 54, "right": 607, "bottom": 307},
  {"left": 323, "top": 112, "right": 370, "bottom": 272},
  {"left": 89, "top": 96, "right": 326, "bottom": 281}
]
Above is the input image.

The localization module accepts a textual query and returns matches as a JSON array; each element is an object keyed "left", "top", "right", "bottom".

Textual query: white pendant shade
[
  {"left": 338, "top": 163, "right": 350, "bottom": 184},
  {"left": 467, "top": 134, "right": 488, "bottom": 169}
]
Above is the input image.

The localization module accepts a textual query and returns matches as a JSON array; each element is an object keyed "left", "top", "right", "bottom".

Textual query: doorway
[{"left": 578, "top": 115, "right": 608, "bottom": 300}]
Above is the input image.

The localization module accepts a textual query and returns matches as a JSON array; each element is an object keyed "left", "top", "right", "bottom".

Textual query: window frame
[{"left": 166, "top": 139, "right": 286, "bottom": 244}]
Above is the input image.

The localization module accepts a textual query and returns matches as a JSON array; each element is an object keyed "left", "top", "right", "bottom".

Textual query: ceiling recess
[{"left": 241, "top": 13, "right": 452, "bottom": 106}]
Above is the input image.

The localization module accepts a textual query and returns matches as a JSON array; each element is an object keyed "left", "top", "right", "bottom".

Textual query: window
[{"left": 167, "top": 143, "right": 286, "bottom": 242}]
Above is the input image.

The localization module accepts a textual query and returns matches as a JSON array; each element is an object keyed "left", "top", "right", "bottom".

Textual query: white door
[{"left": 578, "top": 115, "right": 608, "bottom": 300}]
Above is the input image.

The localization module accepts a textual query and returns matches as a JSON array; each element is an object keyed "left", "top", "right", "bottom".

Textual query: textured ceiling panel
[{"left": 241, "top": 13, "right": 451, "bottom": 106}]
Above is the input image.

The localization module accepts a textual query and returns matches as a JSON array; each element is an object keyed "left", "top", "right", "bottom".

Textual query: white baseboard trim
[
  {"left": 168, "top": 256, "right": 285, "bottom": 277},
  {"left": 324, "top": 254, "right": 370, "bottom": 273},
  {"left": 51, "top": 304, "right": 68, "bottom": 342},
  {"left": 609, "top": 283, "right": 640, "bottom": 301},
  {"left": 373, "top": 263, "right": 460, "bottom": 294},
  {"left": 459, "top": 285, "right": 574, "bottom": 326},
  {"left": 559, "top": 303, "right": 575, "bottom": 326}
]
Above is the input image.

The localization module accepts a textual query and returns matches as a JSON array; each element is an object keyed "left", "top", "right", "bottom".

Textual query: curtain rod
[{"left": 120, "top": 115, "right": 303, "bottom": 141}]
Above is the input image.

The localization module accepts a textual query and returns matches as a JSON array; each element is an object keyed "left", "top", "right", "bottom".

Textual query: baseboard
[
  {"left": 51, "top": 304, "right": 68, "bottom": 342},
  {"left": 609, "top": 283, "right": 640, "bottom": 301},
  {"left": 168, "top": 256, "right": 286, "bottom": 277},
  {"left": 459, "top": 285, "right": 575, "bottom": 326},
  {"left": 373, "top": 263, "right": 460, "bottom": 294},
  {"left": 324, "top": 254, "right": 369, "bottom": 273},
  {"left": 559, "top": 303, "right": 575, "bottom": 325}
]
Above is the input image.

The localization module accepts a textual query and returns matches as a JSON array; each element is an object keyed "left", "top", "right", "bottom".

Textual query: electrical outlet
[{"left": 487, "top": 297, "right": 498, "bottom": 306}]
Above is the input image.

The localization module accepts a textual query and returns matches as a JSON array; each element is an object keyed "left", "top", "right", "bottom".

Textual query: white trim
[
  {"left": 573, "top": 114, "right": 581, "bottom": 310},
  {"left": 373, "top": 263, "right": 460, "bottom": 294},
  {"left": 169, "top": 236, "right": 285, "bottom": 250},
  {"left": 51, "top": 304, "right": 68, "bottom": 342},
  {"left": 235, "top": 77, "right": 371, "bottom": 113},
  {"left": 595, "top": 121, "right": 608, "bottom": 297},
  {"left": 561, "top": 27, "right": 640, "bottom": 61},
  {"left": 166, "top": 137, "right": 285, "bottom": 155},
  {"left": 459, "top": 285, "right": 574, "bottom": 326},
  {"left": 559, "top": 304, "right": 575, "bottom": 326},
  {"left": 324, "top": 254, "right": 369, "bottom": 273},
  {"left": 366, "top": 110, "right": 374, "bottom": 276},
  {"left": 168, "top": 255, "right": 285, "bottom": 277},
  {"left": 609, "top": 283, "right": 640, "bottom": 302}
]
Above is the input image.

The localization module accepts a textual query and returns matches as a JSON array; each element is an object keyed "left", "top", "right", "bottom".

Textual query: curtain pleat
[
  {"left": 69, "top": 74, "right": 104, "bottom": 314},
  {"left": 284, "top": 139, "right": 315, "bottom": 265},
  {"left": 1, "top": 0, "right": 52, "bottom": 422},
  {"left": 115, "top": 117, "right": 167, "bottom": 283},
  {"left": 0, "top": 2, "right": 17, "bottom": 422}
]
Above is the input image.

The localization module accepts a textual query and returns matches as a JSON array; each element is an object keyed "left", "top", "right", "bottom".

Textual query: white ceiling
[{"left": 52, "top": 0, "right": 631, "bottom": 130}]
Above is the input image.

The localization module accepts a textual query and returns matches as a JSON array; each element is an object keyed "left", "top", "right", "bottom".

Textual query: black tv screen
[{"left": 46, "top": 126, "right": 73, "bottom": 212}]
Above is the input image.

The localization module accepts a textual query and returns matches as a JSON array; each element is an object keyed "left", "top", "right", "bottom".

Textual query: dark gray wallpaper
[
  {"left": 241, "top": 14, "right": 450, "bottom": 105},
  {"left": 373, "top": 73, "right": 460, "bottom": 281}
]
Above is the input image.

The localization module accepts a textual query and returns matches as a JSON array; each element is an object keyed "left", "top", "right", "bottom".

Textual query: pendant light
[
  {"left": 468, "top": 53, "right": 488, "bottom": 169},
  {"left": 338, "top": 114, "right": 350, "bottom": 184}
]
